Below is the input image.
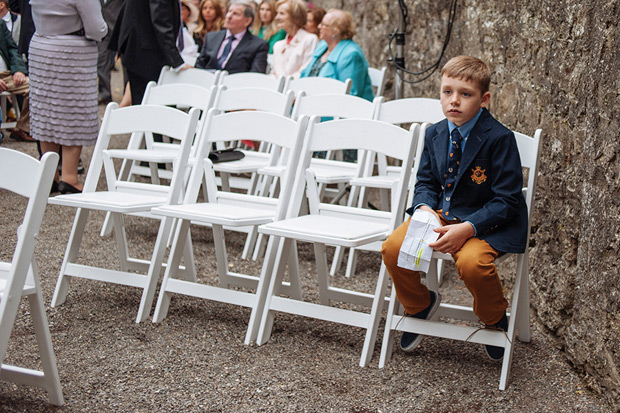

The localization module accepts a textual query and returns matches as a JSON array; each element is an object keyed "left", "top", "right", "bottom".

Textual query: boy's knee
[
  {"left": 455, "top": 250, "right": 496, "bottom": 283},
  {"left": 381, "top": 234, "right": 401, "bottom": 268}
]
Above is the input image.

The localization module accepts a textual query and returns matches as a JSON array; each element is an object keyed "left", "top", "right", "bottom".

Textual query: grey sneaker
[{"left": 399, "top": 290, "right": 441, "bottom": 352}]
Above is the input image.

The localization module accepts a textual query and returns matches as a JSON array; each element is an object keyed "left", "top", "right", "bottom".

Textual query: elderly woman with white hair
[{"left": 300, "top": 9, "right": 374, "bottom": 101}]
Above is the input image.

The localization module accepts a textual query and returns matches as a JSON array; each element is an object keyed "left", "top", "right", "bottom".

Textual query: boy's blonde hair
[{"left": 441, "top": 56, "right": 491, "bottom": 95}]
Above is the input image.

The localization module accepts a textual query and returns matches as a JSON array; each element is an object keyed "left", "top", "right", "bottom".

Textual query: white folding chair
[
  {"left": 48, "top": 104, "right": 200, "bottom": 322},
  {"left": 379, "top": 129, "right": 543, "bottom": 390},
  {"left": 284, "top": 76, "right": 352, "bottom": 96},
  {"left": 151, "top": 110, "right": 309, "bottom": 345},
  {"left": 0, "top": 149, "right": 63, "bottom": 406},
  {"left": 367, "top": 66, "right": 387, "bottom": 97},
  {"left": 250, "top": 118, "right": 420, "bottom": 366},
  {"left": 333, "top": 97, "right": 444, "bottom": 277},
  {"left": 157, "top": 65, "right": 223, "bottom": 88},
  {"left": 210, "top": 86, "right": 296, "bottom": 194},
  {"left": 220, "top": 71, "right": 286, "bottom": 92},
  {"left": 98, "top": 81, "right": 217, "bottom": 238}
]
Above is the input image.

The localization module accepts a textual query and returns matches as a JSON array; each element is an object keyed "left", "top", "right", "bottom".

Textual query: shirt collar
[
  {"left": 225, "top": 29, "right": 246, "bottom": 41},
  {"left": 447, "top": 108, "right": 483, "bottom": 139}
]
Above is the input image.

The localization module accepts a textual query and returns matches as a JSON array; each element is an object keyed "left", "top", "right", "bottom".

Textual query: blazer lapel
[
  {"left": 228, "top": 30, "right": 251, "bottom": 62},
  {"left": 431, "top": 120, "right": 450, "bottom": 181}
]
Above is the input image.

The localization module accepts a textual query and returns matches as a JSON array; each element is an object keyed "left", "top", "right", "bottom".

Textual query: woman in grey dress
[{"left": 29, "top": 0, "right": 107, "bottom": 193}]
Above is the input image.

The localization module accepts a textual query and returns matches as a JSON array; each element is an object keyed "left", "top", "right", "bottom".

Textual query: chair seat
[
  {"left": 212, "top": 151, "right": 270, "bottom": 174},
  {"left": 153, "top": 202, "right": 275, "bottom": 227},
  {"left": 48, "top": 192, "right": 167, "bottom": 213},
  {"left": 258, "top": 215, "right": 389, "bottom": 247},
  {"left": 105, "top": 148, "right": 177, "bottom": 163},
  {"left": 259, "top": 159, "right": 356, "bottom": 183},
  {"left": 350, "top": 175, "right": 398, "bottom": 189}
]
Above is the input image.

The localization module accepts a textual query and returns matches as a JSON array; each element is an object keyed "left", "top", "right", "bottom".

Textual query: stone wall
[{"left": 317, "top": 0, "right": 620, "bottom": 407}]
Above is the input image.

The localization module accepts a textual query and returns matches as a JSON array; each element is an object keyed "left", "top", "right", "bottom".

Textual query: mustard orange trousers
[{"left": 381, "top": 216, "right": 508, "bottom": 326}]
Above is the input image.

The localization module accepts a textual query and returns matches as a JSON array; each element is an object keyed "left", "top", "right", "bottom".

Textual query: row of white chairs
[
  {"left": 45, "top": 97, "right": 542, "bottom": 390},
  {"left": 157, "top": 66, "right": 352, "bottom": 96}
]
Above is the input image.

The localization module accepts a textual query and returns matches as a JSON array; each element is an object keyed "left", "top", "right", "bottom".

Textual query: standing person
[
  {"left": 270, "top": 0, "right": 316, "bottom": 79},
  {"left": 193, "top": 0, "right": 224, "bottom": 50},
  {"left": 115, "top": 0, "right": 190, "bottom": 105},
  {"left": 8, "top": 0, "right": 31, "bottom": 58},
  {"left": 300, "top": 9, "right": 373, "bottom": 101},
  {"left": 29, "top": 0, "right": 107, "bottom": 193},
  {"left": 0, "top": 13, "right": 32, "bottom": 142},
  {"left": 381, "top": 56, "right": 528, "bottom": 361},
  {"left": 250, "top": 0, "right": 284, "bottom": 54},
  {"left": 97, "top": 0, "right": 124, "bottom": 106},
  {"left": 195, "top": 1, "right": 268, "bottom": 74}
]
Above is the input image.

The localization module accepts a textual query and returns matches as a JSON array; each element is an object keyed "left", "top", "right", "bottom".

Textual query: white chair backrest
[
  {"left": 157, "top": 66, "right": 221, "bottom": 89},
  {"left": 183, "top": 109, "right": 309, "bottom": 220},
  {"left": 288, "top": 118, "right": 418, "bottom": 226},
  {"left": 220, "top": 72, "right": 286, "bottom": 92},
  {"left": 284, "top": 77, "right": 352, "bottom": 96},
  {"left": 513, "top": 129, "right": 542, "bottom": 229},
  {"left": 376, "top": 97, "right": 444, "bottom": 125},
  {"left": 213, "top": 86, "right": 295, "bottom": 117},
  {"left": 85, "top": 104, "right": 200, "bottom": 200},
  {"left": 0, "top": 149, "right": 58, "bottom": 287},
  {"left": 291, "top": 93, "right": 380, "bottom": 120},
  {"left": 368, "top": 66, "right": 387, "bottom": 97}
]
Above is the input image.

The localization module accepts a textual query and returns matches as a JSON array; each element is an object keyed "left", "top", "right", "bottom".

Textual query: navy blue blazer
[
  {"left": 195, "top": 29, "right": 268, "bottom": 74},
  {"left": 410, "top": 109, "right": 528, "bottom": 253}
]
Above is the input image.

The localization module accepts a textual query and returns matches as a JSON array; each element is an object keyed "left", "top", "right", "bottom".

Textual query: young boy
[{"left": 381, "top": 55, "right": 528, "bottom": 361}]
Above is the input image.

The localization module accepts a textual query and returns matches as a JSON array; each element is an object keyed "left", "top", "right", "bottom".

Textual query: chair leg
[
  {"left": 135, "top": 217, "right": 175, "bottom": 323},
  {"left": 314, "top": 242, "right": 331, "bottom": 306},
  {"left": 256, "top": 237, "right": 293, "bottom": 345},
  {"left": 359, "top": 263, "right": 390, "bottom": 367},
  {"left": 212, "top": 224, "right": 232, "bottom": 289},
  {"left": 153, "top": 219, "right": 192, "bottom": 323},
  {"left": 27, "top": 290, "right": 64, "bottom": 405},
  {"left": 379, "top": 286, "right": 399, "bottom": 368},
  {"left": 52, "top": 209, "right": 90, "bottom": 307},
  {"left": 345, "top": 247, "right": 358, "bottom": 278},
  {"left": 111, "top": 212, "right": 131, "bottom": 272},
  {"left": 286, "top": 241, "right": 302, "bottom": 300},
  {"left": 330, "top": 245, "right": 344, "bottom": 275},
  {"left": 516, "top": 256, "right": 531, "bottom": 343},
  {"left": 242, "top": 227, "right": 258, "bottom": 260}
]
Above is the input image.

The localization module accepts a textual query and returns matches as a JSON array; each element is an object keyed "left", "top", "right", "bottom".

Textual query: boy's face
[{"left": 440, "top": 75, "right": 491, "bottom": 126}]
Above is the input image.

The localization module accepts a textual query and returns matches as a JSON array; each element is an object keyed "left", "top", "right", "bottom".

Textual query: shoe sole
[{"left": 400, "top": 292, "right": 442, "bottom": 352}]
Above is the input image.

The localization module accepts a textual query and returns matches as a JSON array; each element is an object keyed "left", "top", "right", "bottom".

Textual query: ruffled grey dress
[{"left": 29, "top": 0, "right": 107, "bottom": 147}]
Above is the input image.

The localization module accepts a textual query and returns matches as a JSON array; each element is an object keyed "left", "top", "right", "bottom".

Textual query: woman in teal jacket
[{"left": 300, "top": 9, "right": 374, "bottom": 101}]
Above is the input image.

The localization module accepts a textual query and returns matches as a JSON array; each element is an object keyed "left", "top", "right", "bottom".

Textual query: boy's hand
[
  {"left": 429, "top": 222, "right": 475, "bottom": 255},
  {"left": 417, "top": 205, "right": 441, "bottom": 222}
]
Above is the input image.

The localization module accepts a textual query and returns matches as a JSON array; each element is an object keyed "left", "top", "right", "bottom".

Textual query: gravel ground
[{"left": 0, "top": 68, "right": 613, "bottom": 412}]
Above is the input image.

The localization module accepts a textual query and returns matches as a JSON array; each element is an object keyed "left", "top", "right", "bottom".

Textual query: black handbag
[{"left": 208, "top": 148, "right": 245, "bottom": 163}]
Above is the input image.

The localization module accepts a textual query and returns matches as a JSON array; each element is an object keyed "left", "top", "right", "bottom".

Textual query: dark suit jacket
[
  {"left": 0, "top": 22, "right": 27, "bottom": 74},
  {"left": 99, "top": 0, "right": 124, "bottom": 49},
  {"left": 8, "top": 0, "right": 34, "bottom": 55},
  {"left": 115, "top": 0, "right": 183, "bottom": 81},
  {"left": 411, "top": 109, "right": 528, "bottom": 253},
  {"left": 195, "top": 29, "right": 268, "bottom": 74}
]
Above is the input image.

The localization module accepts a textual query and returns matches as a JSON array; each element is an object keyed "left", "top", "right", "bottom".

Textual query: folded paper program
[{"left": 397, "top": 209, "right": 441, "bottom": 273}]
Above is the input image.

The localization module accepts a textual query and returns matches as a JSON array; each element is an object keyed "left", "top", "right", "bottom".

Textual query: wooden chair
[
  {"left": 250, "top": 118, "right": 420, "bottom": 366},
  {"left": 379, "top": 128, "right": 543, "bottom": 390},
  {"left": 48, "top": 104, "right": 200, "bottom": 322},
  {"left": 151, "top": 110, "right": 309, "bottom": 346},
  {"left": 0, "top": 149, "right": 63, "bottom": 405}
]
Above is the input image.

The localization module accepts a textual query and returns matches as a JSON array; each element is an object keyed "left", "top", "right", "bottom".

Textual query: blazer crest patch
[{"left": 471, "top": 166, "right": 487, "bottom": 184}]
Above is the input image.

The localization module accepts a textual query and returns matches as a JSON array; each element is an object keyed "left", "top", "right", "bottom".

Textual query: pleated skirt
[{"left": 29, "top": 34, "right": 99, "bottom": 146}]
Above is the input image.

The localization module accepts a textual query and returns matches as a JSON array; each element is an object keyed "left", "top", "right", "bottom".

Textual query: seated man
[
  {"left": 381, "top": 56, "right": 528, "bottom": 362},
  {"left": 195, "top": 0, "right": 268, "bottom": 74},
  {"left": 0, "top": 13, "right": 31, "bottom": 141}
]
